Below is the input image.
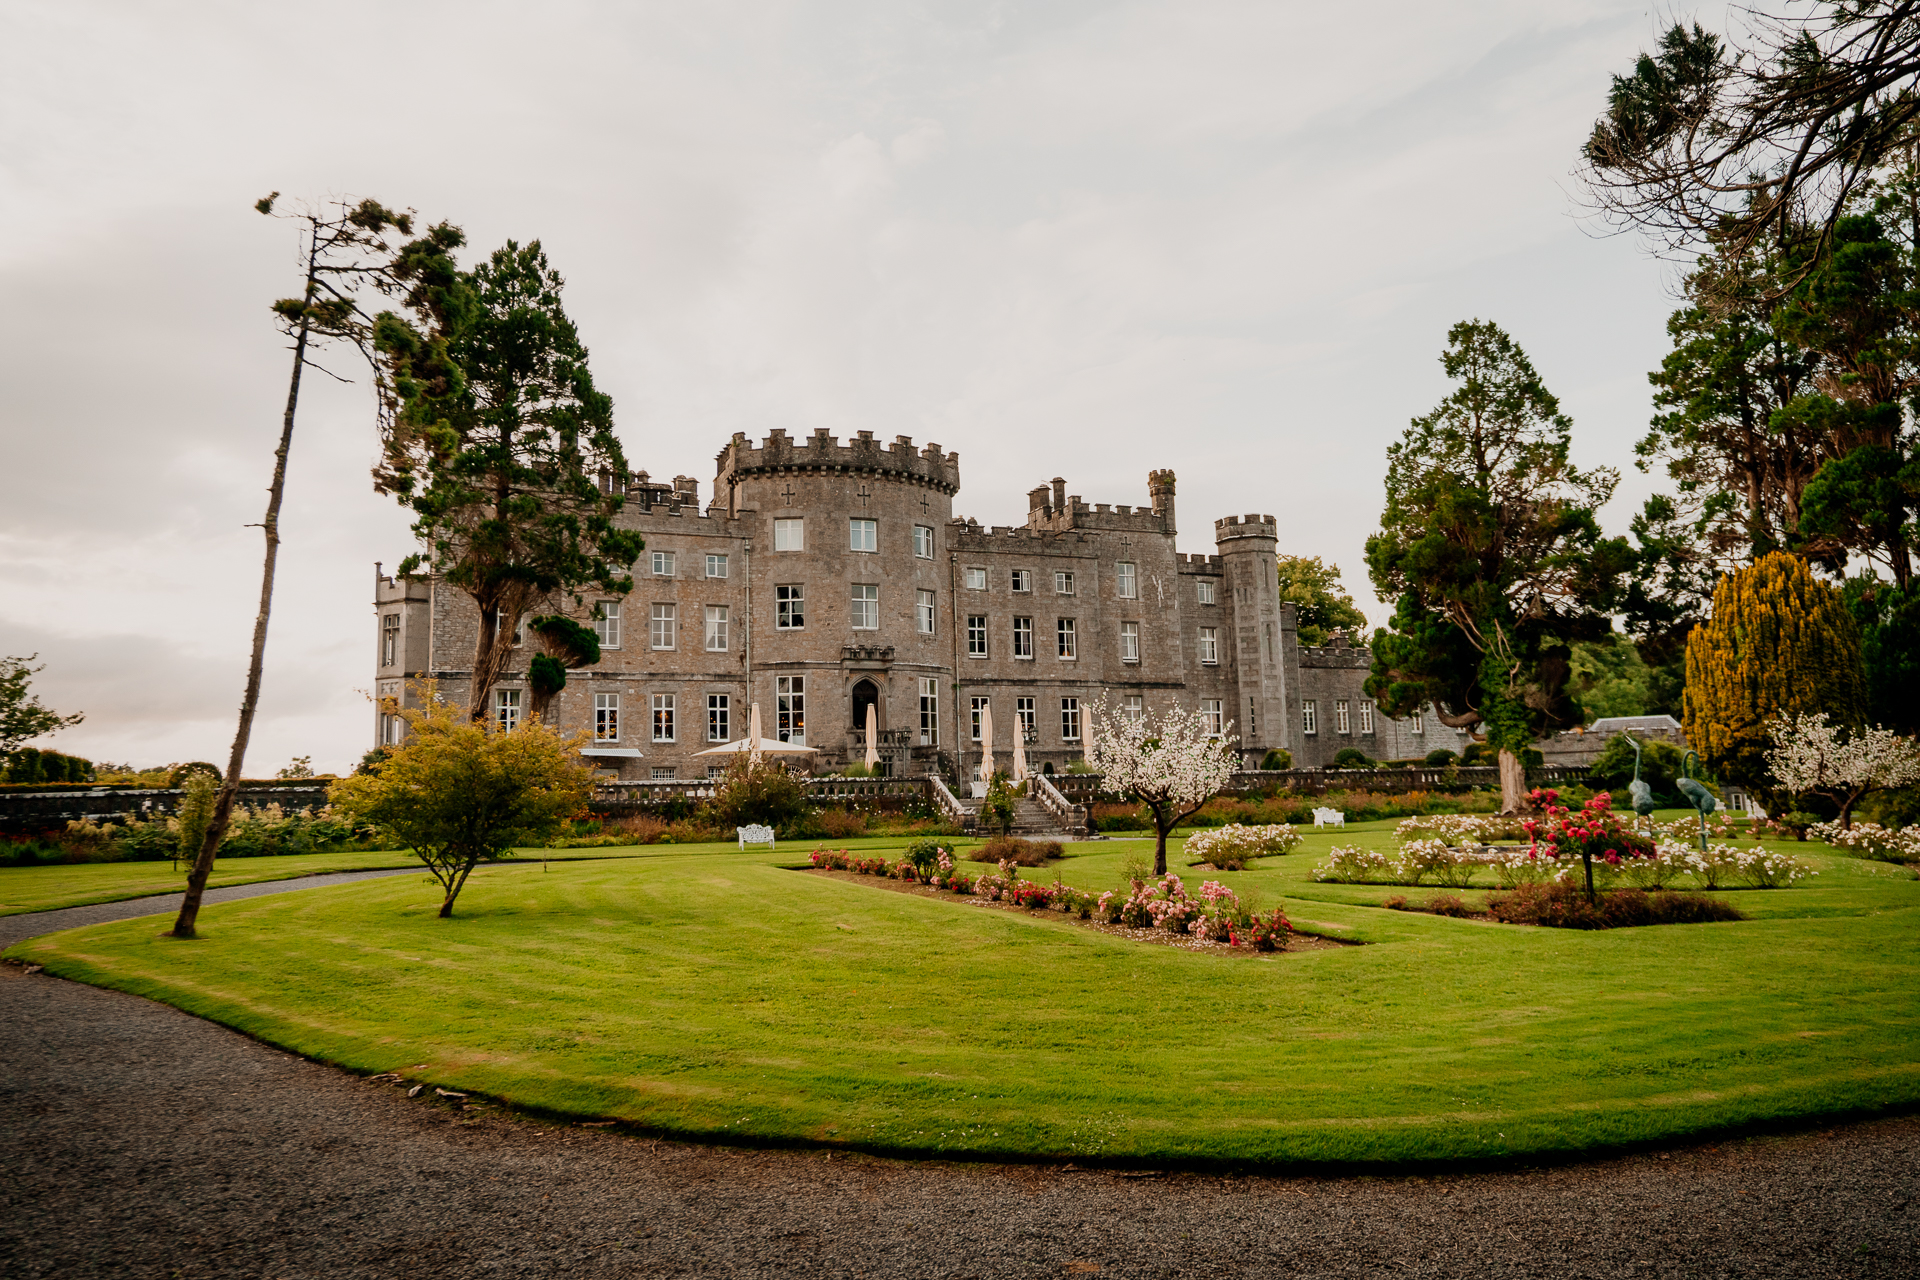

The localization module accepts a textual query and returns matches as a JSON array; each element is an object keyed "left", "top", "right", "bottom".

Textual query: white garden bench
[
  {"left": 737, "top": 824, "right": 776, "bottom": 850},
  {"left": 1311, "top": 807, "right": 1346, "bottom": 829}
]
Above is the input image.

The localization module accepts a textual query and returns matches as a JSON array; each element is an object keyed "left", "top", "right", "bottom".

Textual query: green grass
[{"left": 9, "top": 827, "right": 1918, "bottom": 1170}]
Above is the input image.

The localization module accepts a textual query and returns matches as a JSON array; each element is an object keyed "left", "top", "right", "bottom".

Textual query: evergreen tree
[
  {"left": 1366, "top": 320, "right": 1632, "bottom": 812},
  {"left": 375, "top": 240, "right": 643, "bottom": 722},
  {"left": 1683, "top": 551, "right": 1867, "bottom": 791}
]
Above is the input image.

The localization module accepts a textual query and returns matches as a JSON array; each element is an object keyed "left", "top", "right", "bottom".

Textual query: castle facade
[{"left": 372, "top": 430, "right": 1450, "bottom": 778}]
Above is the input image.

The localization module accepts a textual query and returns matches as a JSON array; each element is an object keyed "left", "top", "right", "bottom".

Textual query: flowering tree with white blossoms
[
  {"left": 1087, "top": 699, "right": 1239, "bottom": 876},
  {"left": 1766, "top": 712, "right": 1920, "bottom": 829}
]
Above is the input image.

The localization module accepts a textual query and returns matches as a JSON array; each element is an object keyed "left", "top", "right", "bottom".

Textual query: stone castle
[{"left": 373, "top": 430, "right": 1454, "bottom": 779}]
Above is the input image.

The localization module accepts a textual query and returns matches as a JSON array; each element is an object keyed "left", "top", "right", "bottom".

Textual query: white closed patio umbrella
[
  {"left": 979, "top": 703, "right": 995, "bottom": 785},
  {"left": 1011, "top": 719, "right": 1028, "bottom": 782},
  {"left": 749, "top": 702, "right": 763, "bottom": 765},
  {"left": 864, "top": 703, "right": 880, "bottom": 771},
  {"left": 1083, "top": 707, "right": 1096, "bottom": 765}
]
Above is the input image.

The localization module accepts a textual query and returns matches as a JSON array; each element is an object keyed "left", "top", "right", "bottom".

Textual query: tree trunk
[
  {"left": 1496, "top": 748, "right": 1528, "bottom": 815},
  {"left": 171, "top": 258, "right": 315, "bottom": 940},
  {"left": 1153, "top": 815, "right": 1170, "bottom": 876}
]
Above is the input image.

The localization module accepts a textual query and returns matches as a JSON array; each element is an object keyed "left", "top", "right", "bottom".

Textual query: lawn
[{"left": 10, "top": 822, "right": 1917, "bottom": 1170}]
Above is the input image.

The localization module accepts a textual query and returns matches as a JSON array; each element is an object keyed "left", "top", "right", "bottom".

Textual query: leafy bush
[
  {"left": 1259, "top": 748, "right": 1292, "bottom": 771},
  {"left": 4, "top": 748, "right": 94, "bottom": 784},
  {"left": 169, "top": 762, "right": 222, "bottom": 789},
  {"left": 1184, "top": 823, "right": 1300, "bottom": 869},
  {"left": 706, "top": 757, "right": 811, "bottom": 830},
  {"left": 1332, "top": 748, "right": 1374, "bottom": 770},
  {"left": 980, "top": 773, "right": 1018, "bottom": 836},
  {"left": 1809, "top": 819, "right": 1920, "bottom": 863},
  {"left": 1425, "top": 893, "right": 1472, "bottom": 917},
  {"left": 816, "top": 808, "right": 868, "bottom": 839},
  {"left": 1423, "top": 748, "right": 1458, "bottom": 767},
  {"left": 969, "top": 836, "right": 1060, "bottom": 866},
  {"left": 1486, "top": 883, "right": 1746, "bottom": 929}
]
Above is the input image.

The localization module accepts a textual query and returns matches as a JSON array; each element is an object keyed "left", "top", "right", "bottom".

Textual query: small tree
[
  {"left": 1274, "top": 556, "right": 1368, "bottom": 647},
  {"left": 328, "top": 693, "right": 596, "bottom": 917},
  {"left": 1086, "top": 701, "right": 1238, "bottom": 876},
  {"left": 981, "top": 772, "right": 1017, "bottom": 837},
  {"left": 1766, "top": 712, "right": 1920, "bottom": 828},
  {"left": 525, "top": 614, "right": 602, "bottom": 723},
  {"left": 1684, "top": 551, "right": 1867, "bottom": 789},
  {"left": 0, "top": 654, "right": 83, "bottom": 752}
]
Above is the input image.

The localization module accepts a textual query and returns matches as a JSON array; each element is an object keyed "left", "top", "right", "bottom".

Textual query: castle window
[
  {"left": 1012, "top": 616, "right": 1034, "bottom": 659},
  {"left": 1359, "top": 701, "right": 1375, "bottom": 734},
  {"left": 1264, "top": 622, "right": 1275, "bottom": 663},
  {"left": 1010, "top": 569, "right": 1031, "bottom": 593},
  {"left": 913, "top": 525, "right": 934, "bottom": 559},
  {"left": 776, "top": 584, "right": 805, "bottom": 629},
  {"left": 705, "top": 605, "right": 728, "bottom": 651},
  {"left": 650, "top": 603, "right": 676, "bottom": 650},
  {"left": 964, "top": 566, "right": 987, "bottom": 590},
  {"left": 777, "top": 676, "right": 805, "bottom": 744},
  {"left": 594, "top": 694, "right": 620, "bottom": 742},
  {"left": 1201, "top": 698, "right": 1224, "bottom": 738},
  {"left": 651, "top": 550, "right": 675, "bottom": 577},
  {"left": 1054, "top": 571, "right": 1075, "bottom": 595},
  {"left": 494, "top": 688, "right": 521, "bottom": 733},
  {"left": 850, "top": 583, "right": 879, "bottom": 630},
  {"left": 650, "top": 766, "right": 677, "bottom": 781},
  {"left": 1120, "top": 621, "right": 1140, "bottom": 663},
  {"left": 651, "top": 693, "right": 675, "bottom": 742},
  {"left": 1302, "top": 699, "right": 1318, "bottom": 736},
  {"left": 1056, "top": 618, "right": 1077, "bottom": 659},
  {"left": 1124, "top": 694, "right": 1144, "bottom": 723},
  {"left": 967, "top": 615, "right": 988, "bottom": 657},
  {"left": 774, "top": 518, "right": 803, "bottom": 551},
  {"left": 1016, "top": 697, "right": 1035, "bottom": 740},
  {"left": 705, "top": 553, "right": 728, "bottom": 579},
  {"left": 708, "top": 693, "right": 730, "bottom": 742},
  {"left": 1411, "top": 710, "right": 1425, "bottom": 735},
  {"left": 917, "top": 677, "right": 939, "bottom": 746},
  {"left": 381, "top": 614, "right": 398, "bottom": 666},
  {"left": 595, "top": 601, "right": 621, "bottom": 649},
  {"left": 916, "top": 589, "right": 936, "bottom": 635},
  {"left": 970, "top": 695, "right": 989, "bottom": 742},
  {"left": 381, "top": 712, "right": 404, "bottom": 745},
  {"left": 1336, "top": 699, "right": 1351, "bottom": 734},
  {"left": 1060, "top": 697, "right": 1081, "bottom": 742},
  {"left": 1116, "top": 562, "right": 1137, "bottom": 599},
  {"left": 849, "top": 518, "right": 877, "bottom": 553},
  {"left": 1199, "top": 626, "right": 1218, "bottom": 665},
  {"left": 1197, "top": 580, "right": 1216, "bottom": 605}
]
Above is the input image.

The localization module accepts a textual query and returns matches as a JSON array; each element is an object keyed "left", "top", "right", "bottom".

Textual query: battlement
[
  {"left": 1175, "top": 552, "right": 1224, "bottom": 573},
  {"left": 1214, "top": 513, "right": 1278, "bottom": 543},
  {"left": 947, "top": 519, "right": 1092, "bottom": 549},
  {"left": 1300, "top": 631, "right": 1370, "bottom": 669},
  {"left": 715, "top": 428, "right": 960, "bottom": 494}
]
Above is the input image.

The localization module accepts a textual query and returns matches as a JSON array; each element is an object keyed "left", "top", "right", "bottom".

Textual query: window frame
[
  {"left": 850, "top": 583, "right": 879, "bottom": 631},
  {"left": 1201, "top": 698, "right": 1224, "bottom": 738},
  {"left": 1011, "top": 616, "right": 1034, "bottom": 660},
  {"left": 963, "top": 566, "right": 988, "bottom": 591},
  {"left": 915, "top": 589, "right": 936, "bottom": 635},
  {"left": 704, "top": 604, "right": 729, "bottom": 652},
  {"left": 1015, "top": 696, "right": 1036, "bottom": 740},
  {"left": 1197, "top": 579, "right": 1216, "bottom": 605},
  {"left": 917, "top": 676, "right": 939, "bottom": 746},
  {"left": 494, "top": 688, "right": 521, "bottom": 733},
  {"left": 969, "top": 695, "right": 989, "bottom": 742},
  {"left": 1054, "top": 570, "right": 1075, "bottom": 595},
  {"left": 1198, "top": 625, "right": 1218, "bottom": 665},
  {"left": 912, "top": 525, "right": 934, "bottom": 559},
  {"left": 1302, "top": 699, "right": 1318, "bottom": 736},
  {"left": 966, "top": 614, "right": 988, "bottom": 657},
  {"left": 705, "top": 553, "right": 728, "bottom": 579},
  {"left": 773, "top": 518, "right": 804, "bottom": 552},
  {"left": 1010, "top": 568, "right": 1031, "bottom": 593},
  {"left": 1359, "top": 700, "right": 1375, "bottom": 734},
  {"left": 1060, "top": 697, "right": 1081, "bottom": 743},
  {"left": 1115, "top": 561, "right": 1137, "bottom": 599},
  {"left": 1056, "top": 617, "right": 1077, "bottom": 659},
  {"left": 381, "top": 613, "right": 399, "bottom": 667},
  {"left": 649, "top": 602, "right": 676, "bottom": 650},
  {"left": 650, "top": 550, "right": 675, "bottom": 577},
  {"left": 594, "top": 692, "right": 620, "bottom": 742},
  {"left": 707, "top": 693, "right": 730, "bottom": 742},
  {"left": 849, "top": 518, "right": 877, "bottom": 553},
  {"left": 777, "top": 675, "right": 806, "bottom": 745},
  {"left": 1336, "top": 699, "right": 1351, "bottom": 734},
  {"left": 595, "top": 601, "right": 622, "bottom": 650},
  {"left": 775, "top": 583, "right": 805, "bottom": 630},
  {"left": 651, "top": 693, "right": 676, "bottom": 743},
  {"left": 1120, "top": 620, "right": 1140, "bottom": 663}
]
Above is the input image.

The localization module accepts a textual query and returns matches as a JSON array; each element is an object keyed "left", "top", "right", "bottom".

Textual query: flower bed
[
  {"left": 1810, "top": 820, "right": 1920, "bottom": 864},
  {"left": 805, "top": 848, "right": 1312, "bottom": 954}
]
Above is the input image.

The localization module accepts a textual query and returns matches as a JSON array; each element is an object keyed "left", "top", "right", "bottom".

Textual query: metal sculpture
[
  {"left": 1626, "top": 732, "right": 1655, "bottom": 818},
  {"left": 1678, "top": 750, "right": 1718, "bottom": 851}
]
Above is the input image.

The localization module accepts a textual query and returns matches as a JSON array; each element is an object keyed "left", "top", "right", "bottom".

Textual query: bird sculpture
[
  {"left": 1626, "top": 733, "right": 1655, "bottom": 818},
  {"left": 1678, "top": 750, "right": 1718, "bottom": 850}
]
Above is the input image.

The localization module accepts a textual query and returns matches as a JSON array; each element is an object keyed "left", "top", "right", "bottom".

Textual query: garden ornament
[
  {"left": 1678, "top": 750, "right": 1718, "bottom": 850},
  {"left": 1625, "top": 732, "right": 1655, "bottom": 818}
]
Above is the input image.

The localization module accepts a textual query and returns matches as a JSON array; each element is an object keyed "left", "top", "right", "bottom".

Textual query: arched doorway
[{"left": 850, "top": 678, "right": 880, "bottom": 733}]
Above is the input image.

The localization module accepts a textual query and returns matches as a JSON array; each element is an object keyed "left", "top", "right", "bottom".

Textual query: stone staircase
[{"left": 956, "top": 793, "right": 1086, "bottom": 839}]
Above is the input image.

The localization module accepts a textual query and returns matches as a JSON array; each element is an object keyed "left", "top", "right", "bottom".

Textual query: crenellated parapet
[
  {"left": 715, "top": 428, "right": 961, "bottom": 496},
  {"left": 1213, "top": 513, "right": 1278, "bottom": 545},
  {"left": 1175, "top": 552, "right": 1225, "bottom": 574}
]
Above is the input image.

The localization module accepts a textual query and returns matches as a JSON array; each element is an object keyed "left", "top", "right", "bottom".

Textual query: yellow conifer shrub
[{"left": 1683, "top": 551, "right": 1865, "bottom": 787}]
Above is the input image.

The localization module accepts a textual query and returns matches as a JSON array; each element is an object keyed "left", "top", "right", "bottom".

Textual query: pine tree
[{"left": 1683, "top": 552, "right": 1867, "bottom": 790}]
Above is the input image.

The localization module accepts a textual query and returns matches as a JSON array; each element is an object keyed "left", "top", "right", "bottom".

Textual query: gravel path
[{"left": 3, "top": 879, "right": 1917, "bottom": 1277}]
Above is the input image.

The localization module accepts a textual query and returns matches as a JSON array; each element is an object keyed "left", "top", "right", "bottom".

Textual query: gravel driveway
[{"left": 3, "top": 880, "right": 1916, "bottom": 1278}]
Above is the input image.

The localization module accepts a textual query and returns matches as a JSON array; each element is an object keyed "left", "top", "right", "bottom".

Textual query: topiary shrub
[
  {"left": 1424, "top": 748, "right": 1458, "bottom": 767},
  {"left": 1332, "top": 747, "right": 1374, "bottom": 770},
  {"left": 1260, "top": 748, "right": 1292, "bottom": 771}
]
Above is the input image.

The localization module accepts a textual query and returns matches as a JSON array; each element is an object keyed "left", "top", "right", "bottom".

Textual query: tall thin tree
[{"left": 170, "top": 195, "right": 435, "bottom": 940}]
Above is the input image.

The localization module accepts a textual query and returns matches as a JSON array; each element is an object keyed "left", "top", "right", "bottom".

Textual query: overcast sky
[{"left": 1, "top": 0, "right": 1695, "bottom": 774}]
